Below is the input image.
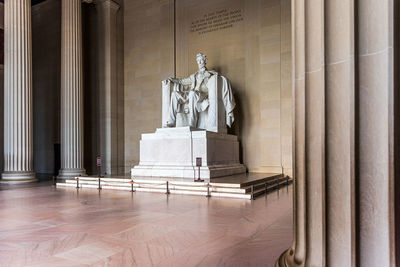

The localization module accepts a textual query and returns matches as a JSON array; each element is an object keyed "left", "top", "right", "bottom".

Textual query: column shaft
[
  {"left": 304, "top": 0, "right": 325, "bottom": 264},
  {"left": 276, "top": 0, "right": 395, "bottom": 266},
  {"left": 2, "top": 0, "right": 36, "bottom": 183},
  {"left": 293, "top": 0, "right": 306, "bottom": 264},
  {"left": 96, "top": 0, "right": 120, "bottom": 176},
  {"left": 59, "top": 0, "right": 86, "bottom": 179},
  {"left": 325, "top": 0, "right": 355, "bottom": 266},
  {"left": 357, "top": 0, "right": 392, "bottom": 265}
]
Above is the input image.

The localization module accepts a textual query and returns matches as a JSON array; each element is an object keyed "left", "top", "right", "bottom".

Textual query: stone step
[
  {"left": 57, "top": 173, "right": 291, "bottom": 200},
  {"left": 252, "top": 179, "right": 292, "bottom": 198},
  {"left": 57, "top": 182, "right": 252, "bottom": 199},
  {"left": 243, "top": 176, "right": 290, "bottom": 193},
  {"left": 64, "top": 179, "right": 248, "bottom": 194}
]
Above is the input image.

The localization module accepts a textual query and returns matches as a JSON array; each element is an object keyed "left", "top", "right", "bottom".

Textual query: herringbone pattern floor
[{"left": 0, "top": 182, "right": 292, "bottom": 266}]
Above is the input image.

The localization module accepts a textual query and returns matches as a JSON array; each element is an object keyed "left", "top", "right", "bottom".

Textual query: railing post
[
  {"left": 251, "top": 185, "right": 254, "bottom": 200},
  {"left": 75, "top": 177, "right": 79, "bottom": 189},
  {"left": 265, "top": 182, "right": 268, "bottom": 195},
  {"left": 166, "top": 181, "right": 170, "bottom": 194},
  {"left": 130, "top": 180, "right": 135, "bottom": 192},
  {"left": 206, "top": 183, "right": 211, "bottom": 198}
]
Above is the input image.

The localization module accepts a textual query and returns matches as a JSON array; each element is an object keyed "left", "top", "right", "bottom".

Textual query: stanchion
[
  {"left": 194, "top": 157, "right": 204, "bottom": 182},
  {"left": 130, "top": 180, "right": 135, "bottom": 192},
  {"left": 166, "top": 181, "right": 170, "bottom": 194},
  {"left": 264, "top": 182, "right": 268, "bottom": 195},
  {"left": 98, "top": 177, "right": 102, "bottom": 190},
  {"left": 251, "top": 185, "right": 254, "bottom": 200},
  {"left": 206, "top": 183, "right": 211, "bottom": 198},
  {"left": 53, "top": 176, "right": 56, "bottom": 186},
  {"left": 75, "top": 177, "right": 79, "bottom": 189},
  {"left": 286, "top": 175, "right": 289, "bottom": 185}
]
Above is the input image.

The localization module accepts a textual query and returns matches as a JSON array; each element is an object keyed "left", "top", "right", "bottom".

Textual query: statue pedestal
[{"left": 131, "top": 127, "right": 246, "bottom": 179}]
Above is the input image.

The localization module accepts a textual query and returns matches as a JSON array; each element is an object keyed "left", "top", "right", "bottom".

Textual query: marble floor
[{"left": 0, "top": 181, "right": 293, "bottom": 267}]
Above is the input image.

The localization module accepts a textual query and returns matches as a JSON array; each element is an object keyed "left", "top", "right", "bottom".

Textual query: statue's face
[{"left": 196, "top": 56, "right": 206, "bottom": 69}]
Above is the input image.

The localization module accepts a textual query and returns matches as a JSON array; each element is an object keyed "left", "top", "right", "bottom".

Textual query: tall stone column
[
  {"left": 303, "top": 0, "right": 325, "bottom": 265},
  {"left": 276, "top": 0, "right": 395, "bottom": 266},
  {"left": 358, "top": 0, "right": 392, "bottom": 265},
  {"left": 291, "top": 0, "right": 306, "bottom": 264},
  {"left": 59, "top": 0, "right": 87, "bottom": 179},
  {"left": 1, "top": 0, "right": 37, "bottom": 183},
  {"left": 96, "top": 0, "right": 120, "bottom": 176},
  {"left": 324, "top": 0, "right": 355, "bottom": 265}
]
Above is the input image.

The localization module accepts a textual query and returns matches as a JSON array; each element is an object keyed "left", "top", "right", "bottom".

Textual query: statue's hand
[
  {"left": 162, "top": 78, "right": 173, "bottom": 84},
  {"left": 168, "top": 77, "right": 180, "bottom": 84},
  {"left": 227, "top": 113, "right": 234, "bottom": 128}
]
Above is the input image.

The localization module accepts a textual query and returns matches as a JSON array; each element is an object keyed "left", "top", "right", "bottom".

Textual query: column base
[
  {"left": 275, "top": 248, "right": 303, "bottom": 267},
  {"left": 0, "top": 171, "right": 38, "bottom": 184},
  {"left": 58, "top": 168, "right": 87, "bottom": 180}
]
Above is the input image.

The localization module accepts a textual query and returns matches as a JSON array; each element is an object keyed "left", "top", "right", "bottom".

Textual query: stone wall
[
  {"left": 31, "top": 0, "right": 61, "bottom": 179},
  {"left": 32, "top": 0, "right": 125, "bottom": 177},
  {"left": 83, "top": 0, "right": 125, "bottom": 175},
  {"left": 124, "top": 0, "right": 292, "bottom": 176},
  {"left": 83, "top": 3, "right": 99, "bottom": 175},
  {"left": 0, "top": 3, "right": 3, "bottom": 174},
  {"left": 123, "top": 0, "right": 175, "bottom": 172},
  {"left": 280, "top": 0, "right": 292, "bottom": 175},
  {"left": 31, "top": 0, "right": 126, "bottom": 178}
]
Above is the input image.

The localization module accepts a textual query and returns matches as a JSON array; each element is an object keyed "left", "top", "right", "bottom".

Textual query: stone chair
[{"left": 162, "top": 77, "right": 228, "bottom": 133}]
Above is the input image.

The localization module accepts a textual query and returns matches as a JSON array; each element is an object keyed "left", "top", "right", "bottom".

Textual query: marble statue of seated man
[{"left": 162, "top": 53, "right": 236, "bottom": 132}]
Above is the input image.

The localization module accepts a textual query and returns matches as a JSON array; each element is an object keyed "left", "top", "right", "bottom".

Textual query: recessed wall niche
[{"left": 124, "top": 0, "right": 292, "bottom": 175}]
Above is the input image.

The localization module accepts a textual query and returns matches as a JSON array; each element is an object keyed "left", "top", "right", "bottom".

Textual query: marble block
[{"left": 131, "top": 127, "right": 246, "bottom": 179}]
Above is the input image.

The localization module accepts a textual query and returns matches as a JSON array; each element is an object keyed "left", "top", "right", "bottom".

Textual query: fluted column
[
  {"left": 59, "top": 0, "right": 86, "bottom": 179},
  {"left": 292, "top": 0, "right": 306, "bottom": 264},
  {"left": 358, "top": 0, "right": 392, "bottom": 265},
  {"left": 1, "top": 0, "right": 37, "bottom": 183},
  {"left": 276, "top": 0, "right": 395, "bottom": 266},
  {"left": 325, "top": 0, "right": 355, "bottom": 265},
  {"left": 96, "top": 0, "right": 120, "bottom": 176},
  {"left": 303, "top": 0, "right": 325, "bottom": 264}
]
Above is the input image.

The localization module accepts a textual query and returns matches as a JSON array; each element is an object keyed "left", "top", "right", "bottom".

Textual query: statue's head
[{"left": 196, "top": 53, "right": 207, "bottom": 70}]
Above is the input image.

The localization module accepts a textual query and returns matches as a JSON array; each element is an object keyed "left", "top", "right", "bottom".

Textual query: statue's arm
[
  {"left": 178, "top": 77, "right": 192, "bottom": 86},
  {"left": 163, "top": 77, "right": 192, "bottom": 86}
]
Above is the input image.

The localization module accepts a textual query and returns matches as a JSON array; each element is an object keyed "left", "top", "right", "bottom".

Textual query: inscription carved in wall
[{"left": 190, "top": 9, "right": 243, "bottom": 35}]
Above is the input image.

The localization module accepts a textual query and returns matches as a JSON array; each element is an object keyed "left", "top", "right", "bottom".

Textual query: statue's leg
[
  {"left": 188, "top": 91, "right": 199, "bottom": 127},
  {"left": 167, "top": 91, "right": 179, "bottom": 127}
]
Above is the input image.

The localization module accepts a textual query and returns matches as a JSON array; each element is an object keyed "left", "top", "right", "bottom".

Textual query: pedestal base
[
  {"left": 1, "top": 171, "right": 37, "bottom": 183},
  {"left": 132, "top": 127, "right": 246, "bottom": 179},
  {"left": 58, "top": 168, "right": 87, "bottom": 180}
]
